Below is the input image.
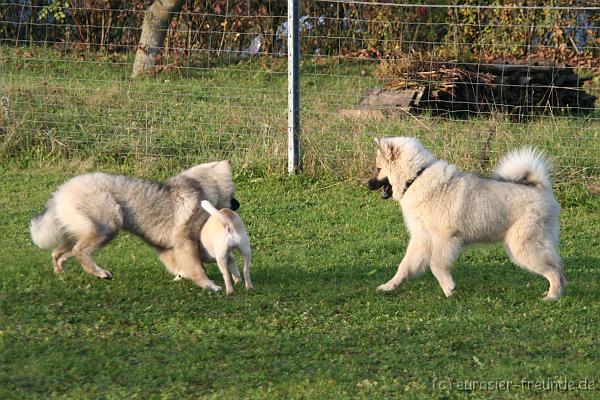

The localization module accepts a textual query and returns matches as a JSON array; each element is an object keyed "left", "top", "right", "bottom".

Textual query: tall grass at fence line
[{"left": 1, "top": 46, "right": 599, "bottom": 185}]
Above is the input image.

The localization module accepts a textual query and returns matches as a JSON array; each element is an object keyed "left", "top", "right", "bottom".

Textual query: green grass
[
  {"left": 1, "top": 45, "right": 600, "bottom": 398},
  {"left": 1, "top": 166, "right": 600, "bottom": 399}
]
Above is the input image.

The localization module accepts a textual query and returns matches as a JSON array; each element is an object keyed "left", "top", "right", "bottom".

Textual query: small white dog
[
  {"left": 173, "top": 200, "right": 254, "bottom": 295},
  {"left": 368, "top": 137, "right": 566, "bottom": 300}
]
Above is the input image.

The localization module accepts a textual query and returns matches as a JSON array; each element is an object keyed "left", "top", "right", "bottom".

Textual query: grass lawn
[
  {"left": 1, "top": 44, "right": 600, "bottom": 398},
  {"left": 1, "top": 165, "right": 599, "bottom": 399}
]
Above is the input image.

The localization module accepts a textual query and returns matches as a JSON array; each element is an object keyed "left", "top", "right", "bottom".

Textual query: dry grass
[{"left": 1, "top": 46, "right": 599, "bottom": 186}]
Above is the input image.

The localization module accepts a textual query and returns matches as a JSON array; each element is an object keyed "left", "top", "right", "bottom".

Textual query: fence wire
[{"left": 1, "top": 1, "right": 599, "bottom": 185}]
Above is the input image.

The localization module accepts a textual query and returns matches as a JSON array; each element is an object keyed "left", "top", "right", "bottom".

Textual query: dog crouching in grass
[
  {"left": 174, "top": 200, "right": 254, "bottom": 295},
  {"left": 368, "top": 137, "right": 566, "bottom": 300}
]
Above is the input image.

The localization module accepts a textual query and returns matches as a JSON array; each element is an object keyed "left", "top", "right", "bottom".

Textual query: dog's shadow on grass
[
  {"left": 12, "top": 254, "right": 599, "bottom": 311},
  {"left": 201, "top": 253, "right": 600, "bottom": 302},
  {"left": 450, "top": 256, "right": 600, "bottom": 300},
  {"left": 556, "top": 256, "right": 600, "bottom": 299}
]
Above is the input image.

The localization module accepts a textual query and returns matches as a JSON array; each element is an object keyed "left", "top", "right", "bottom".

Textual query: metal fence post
[{"left": 287, "top": 0, "right": 301, "bottom": 174}]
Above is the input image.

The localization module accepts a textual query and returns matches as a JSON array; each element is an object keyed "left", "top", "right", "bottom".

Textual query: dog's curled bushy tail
[
  {"left": 30, "top": 205, "right": 63, "bottom": 249},
  {"left": 493, "top": 148, "right": 551, "bottom": 189}
]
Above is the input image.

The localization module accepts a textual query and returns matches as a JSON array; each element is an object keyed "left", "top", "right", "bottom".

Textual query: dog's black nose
[
  {"left": 368, "top": 178, "right": 383, "bottom": 190},
  {"left": 230, "top": 197, "right": 240, "bottom": 211},
  {"left": 368, "top": 177, "right": 389, "bottom": 191}
]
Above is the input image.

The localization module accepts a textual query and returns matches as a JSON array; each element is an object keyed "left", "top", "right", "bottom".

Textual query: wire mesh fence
[
  {"left": 1, "top": 1, "right": 599, "bottom": 184},
  {"left": 300, "top": 1, "right": 600, "bottom": 182},
  {"left": 1, "top": 1, "right": 291, "bottom": 172}
]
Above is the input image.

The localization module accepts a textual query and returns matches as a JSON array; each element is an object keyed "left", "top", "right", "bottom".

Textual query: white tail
[
  {"left": 493, "top": 147, "right": 551, "bottom": 189},
  {"left": 30, "top": 207, "right": 63, "bottom": 249},
  {"left": 200, "top": 199, "right": 219, "bottom": 215},
  {"left": 201, "top": 200, "right": 230, "bottom": 228}
]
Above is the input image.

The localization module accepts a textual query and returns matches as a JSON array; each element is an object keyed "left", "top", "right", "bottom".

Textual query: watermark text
[{"left": 432, "top": 377, "right": 596, "bottom": 392}]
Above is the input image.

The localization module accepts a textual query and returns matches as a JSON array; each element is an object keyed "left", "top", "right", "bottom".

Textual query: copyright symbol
[
  {"left": 433, "top": 377, "right": 448, "bottom": 390},
  {"left": 439, "top": 378, "right": 448, "bottom": 390}
]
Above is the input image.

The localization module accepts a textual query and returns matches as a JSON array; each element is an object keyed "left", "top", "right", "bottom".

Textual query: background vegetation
[
  {"left": 2, "top": 1, "right": 599, "bottom": 63},
  {"left": 1, "top": 3, "right": 599, "bottom": 397},
  {"left": 1, "top": 46, "right": 599, "bottom": 187}
]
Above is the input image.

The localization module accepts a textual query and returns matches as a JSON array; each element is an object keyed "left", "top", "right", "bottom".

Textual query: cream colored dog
[
  {"left": 368, "top": 137, "right": 566, "bottom": 300},
  {"left": 174, "top": 200, "right": 254, "bottom": 295}
]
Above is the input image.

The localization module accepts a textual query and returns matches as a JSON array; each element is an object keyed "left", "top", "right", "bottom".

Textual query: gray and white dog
[
  {"left": 30, "top": 160, "right": 239, "bottom": 292},
  {"left": 368, "top": 137, "right": 566, "bottom": 300}
]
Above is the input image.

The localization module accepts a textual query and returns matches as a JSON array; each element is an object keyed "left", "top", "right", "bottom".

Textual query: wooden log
[{"left": 364, "top": 60, "right": 596, "bottom": 118}]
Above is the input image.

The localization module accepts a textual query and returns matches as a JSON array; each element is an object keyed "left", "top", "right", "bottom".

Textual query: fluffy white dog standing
[{"left": 368, "top": 137, "right": 566, "bottom": 300}]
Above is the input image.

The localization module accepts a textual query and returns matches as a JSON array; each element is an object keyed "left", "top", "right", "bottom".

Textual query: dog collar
[{"left": 401, "top": 166, "right": 428, "bottom": 196}]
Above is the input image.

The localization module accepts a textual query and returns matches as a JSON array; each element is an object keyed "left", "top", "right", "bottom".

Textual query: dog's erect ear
[
  {"left": 213, "top": 159, "right": 232, "bottom": 174},
  {"left": 374, "top": 137, "right": 384, "bottom": 153},
  {"left": 374, "top": 137, "right": 400, "bottom": 161}
]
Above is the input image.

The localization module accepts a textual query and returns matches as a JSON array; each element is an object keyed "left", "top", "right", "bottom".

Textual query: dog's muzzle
[
  {"left": 368, "top": 177, "right": 393, "bottom": 199},
  {"left": 230, "top": 197, "right": 240, "bottom": 210}
]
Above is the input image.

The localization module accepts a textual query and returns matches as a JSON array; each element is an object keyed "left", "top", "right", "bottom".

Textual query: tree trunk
[{"left": 131, "top": 0, "right": 185, "bottom": 78}]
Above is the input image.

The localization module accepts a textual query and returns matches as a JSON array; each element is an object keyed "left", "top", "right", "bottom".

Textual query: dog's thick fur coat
[
  {"left": 30, "top": 160, "right": 237, "bottom": 292},
  {"left": 369, "top": 137, "right": 565, "bottom": 300}
]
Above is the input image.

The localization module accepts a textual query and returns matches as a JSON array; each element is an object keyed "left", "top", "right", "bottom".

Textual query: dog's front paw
[
  {"left": 542, "top": 291, "right": 560, "bottom": 301},
  {"left": 96, "top": 269, "right": 112, "bottom": 279},
  {"left": 245, "top": 282, "right": 255, "bottom": 291},
  {"left": 377, "top": 282, "right": 397, "bottom": 292},
  {"left": 204, "top": 280, "right": 222, "bottom": 292},
  {"left": 443, "top": 287, "right": 456, "bottom": 298}
]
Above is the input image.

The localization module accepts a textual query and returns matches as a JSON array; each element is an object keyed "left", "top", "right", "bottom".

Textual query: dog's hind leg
[
  {"left": 227, "top": 255, "right": 242, "bottom": 285},
  {"left": 378, "top": 238, "right": 430, "bottom": 292},
  {"left": 429, "top": 236, "right": 462, "bottom": 298},
  {"left": 504, "top": 233, "right": 565, "bottom": 301},
  {"left": 241, "top": 250, "right": 254, "bottom": 290},
  {"left": 542, "top": 260, "right": 566, "bottom": 301},
  {"left": 52, "top": 242, "right": 73, "bottom": 274},
  {"left": 63, "top": 201, "right": 121, "bottom": 279},
  {"left": 72, "top": 234, "right": 114, "bottom": 279},
  {"left": 237, "top": 239, "right": 254, "bottom": 290},
  {"left": 216, "top": 256, "right": 234, "bottom": 295},
  {"left": 56, "top": 251, "right": 73, "bottom": 272}
]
